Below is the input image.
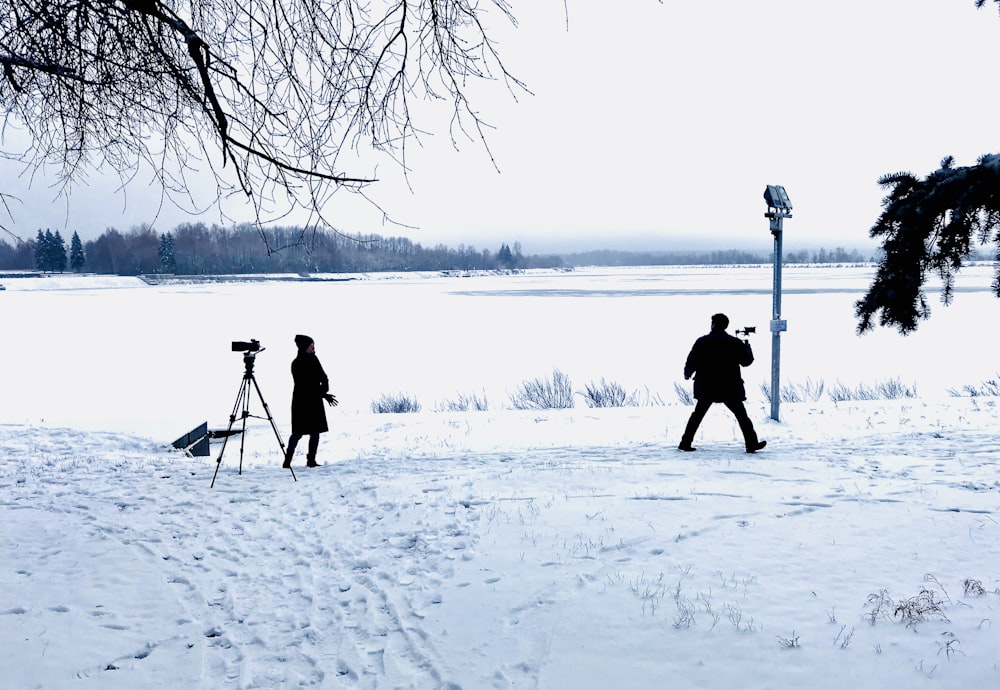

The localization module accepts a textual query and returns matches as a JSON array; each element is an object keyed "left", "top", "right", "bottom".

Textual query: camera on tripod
[
  {"left": 734, "top": 326, "right": 756, "bottom": 337},
  {"left": 211, "top": 337, "right": 291, "bottom": 488},
  {"left": 232, "top": 339, "right": 264, "bottom": 373},
  {"left": 232, "top": 339, "right": 261, "bottom": 353}
]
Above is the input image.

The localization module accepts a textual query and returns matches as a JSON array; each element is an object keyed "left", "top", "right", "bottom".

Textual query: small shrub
[
  {"left": 629, "top": 571, "right": 667, "bottom": 616},
  {"left": 760, "top": 378, "right": 825, "bottom": 403},
  {"left": 828, "top": 377, "right": 917, "bottom": 402},
  {"left": 963, "top": 578, "right": 986, "bottom": 597},
  {"left": 894, "top": 588, "right": 949, "bottom": 625},
  {"left": 867, "top": 581, "right": 951, "bottom": 629},
  {"left": 828, "top": 381, "right": 855, "bottom": 402},
  {"left": 371, "top": 392, "right": 422, "bottom": 414},
  {"left": 777, "top": 631, "right": 800, "bottom": 649},
  {"left": 673, "top": 382, "right": 693, "bottom": 406},
  {"left": 723, "top": 603, "right": 756, "bottom": 633},
  {"left": 865, "top": 588, "right": 894, "bottom": 625},
  {"left": 509, "top": 368, "right": 574, "bottom": 410},
  {"left": 637, "top": 387, "right": 667, "bottom": 407},
  {"left": 947, "top": 374, "right": 1000, "bottom": 397},
  {"left": 834, "top": 625, "right": 855, "bottom": 649},
  {"left": 938, "top": 638, "right": 965, "bottom": 660},
  {"left": 580, "top": 378, "right": 639, "bottom": 408},
  {"left": 874, "top": 378, "right": 918, "bottom": 399},
  {"left": 672, "top": 595, "right": 697, "bottom": 629},
  {"left": 437, "top": 391, "right": 489, "bottom": 412}
]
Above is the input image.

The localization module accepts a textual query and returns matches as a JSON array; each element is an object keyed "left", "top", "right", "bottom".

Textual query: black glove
[{"left": 324, "top": 393, "right": 338, "bottom": 407}]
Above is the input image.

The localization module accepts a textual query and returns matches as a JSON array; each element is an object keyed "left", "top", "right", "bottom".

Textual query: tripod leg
[
  {"left": 210, "top": 376, "right": 251, "bottom": 488},
  {"left": 249, "top": 375, "right": 296, "bottom": 482},
  {"left": 237, "top": 378, "right": 250, "bottom": 476}
]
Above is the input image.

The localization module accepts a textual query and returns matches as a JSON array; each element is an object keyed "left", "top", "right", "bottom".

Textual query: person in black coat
[
  {"left": 678, "top": 313, "right": 766, "bottom": 454},
  {"left": 283, "top": 334, "right": 337, "bottom": 468}
]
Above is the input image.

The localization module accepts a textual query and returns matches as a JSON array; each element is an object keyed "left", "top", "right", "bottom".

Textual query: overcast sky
[{"left": 2, "top": 0, "right": 999, "bottom": 254}]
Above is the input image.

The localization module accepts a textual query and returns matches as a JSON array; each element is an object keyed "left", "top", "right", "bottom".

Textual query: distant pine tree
[
  {"left": 34, "top": 230, "right": 48, "bottom": 271},
  {"left": 52, "top": 230, "right": 68, "bottom": 272},
  {"left": 32, "top": 228, "right": 67, "bottom": 272},
  {"left": 70, "top": 231, "right": 85, "bottom": 272},
  {"left": 497, "top": 243, "right": 515, "bottom": 269},
  {"left": 43, "top": 230, "right": 56, "bottom": 270},
  {"left": 158, "top": 232, "right": 176, "bottom": 273},
  {"left": 40, "top": 229, "right": 66, "bottom": 272}
]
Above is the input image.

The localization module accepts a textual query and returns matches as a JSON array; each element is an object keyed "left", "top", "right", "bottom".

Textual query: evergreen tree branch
[{"left": 856, "top": 154, "right": 1000, "bottom": 334}]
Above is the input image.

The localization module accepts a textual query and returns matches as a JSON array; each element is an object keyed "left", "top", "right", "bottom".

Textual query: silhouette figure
[
  {"left": 678, "top": 313, "right": 766, "bottom": 454},
  {"left": 283, "top": 334, "right": 337, "bottom": 468}
]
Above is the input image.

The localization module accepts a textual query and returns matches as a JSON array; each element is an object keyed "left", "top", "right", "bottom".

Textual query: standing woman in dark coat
[
  {"left": 678, "top": 313, "right": 766, "bottom": 454},
  {"left": 283, "top": 334, "right": 337, "bottom": 468}
]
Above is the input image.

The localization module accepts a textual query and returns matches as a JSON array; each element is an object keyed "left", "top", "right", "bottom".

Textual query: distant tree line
[
  {"left": 0, "top": 223, "right": 892, "bottom": 275},
  {"left": 0, "top": 224, "right": 564, "bottom": 275},
  {"left": 4, "top": 229, "right": 87, "bottom": 272},
  {"left": 560, "top": 246, "right": 876, "bottom": 267},
  {"left": 0, "top": 236, "right": 33, "bottom": 270}
]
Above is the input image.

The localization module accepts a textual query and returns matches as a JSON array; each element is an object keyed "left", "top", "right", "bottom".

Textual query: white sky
[{"left": 2, "top": 0, "right": 999, "bottom": 253}]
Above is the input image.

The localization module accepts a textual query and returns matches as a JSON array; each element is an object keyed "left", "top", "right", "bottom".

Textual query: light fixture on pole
[{"left": 763, "top": 185, "right": 791, "bottom": 422}]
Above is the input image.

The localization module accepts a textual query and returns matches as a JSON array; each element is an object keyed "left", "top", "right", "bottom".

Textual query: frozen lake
[{"left": 2, "top": 264, "right": 996, "bottom": 439}]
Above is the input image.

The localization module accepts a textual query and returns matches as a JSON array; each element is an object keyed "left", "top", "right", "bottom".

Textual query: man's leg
[
  {"left": 284, "top": 433, "right": 302, "bottom": 467},
  {"left": 724, "top": 400, "right": 765, "bottom": 452},
  {"left": 679, "top": 399, "right": 712, "bottom": 450},
  {"left": 306, "top": 434, "right": 320, "bottom": 467}
]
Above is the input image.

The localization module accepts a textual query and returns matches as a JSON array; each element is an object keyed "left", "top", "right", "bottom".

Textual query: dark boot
[
  {"left": 680, "top": 400, "right": 710, "bottom": 453},
  {"left": 305, "top": 435, "right": 320, "bottom": 467},
  {"left": 284, "top": 434, "right": 301, "bottom": 468},
  {"left": 746, "top": 440, "right": 767, "bottom": 454}
]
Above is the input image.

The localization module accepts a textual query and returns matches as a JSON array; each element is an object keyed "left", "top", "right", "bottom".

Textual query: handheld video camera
[{"left": 734, "top": 326, "right": 756, "bottom": 338}]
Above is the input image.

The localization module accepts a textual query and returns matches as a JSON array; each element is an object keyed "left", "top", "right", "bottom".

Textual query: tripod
[{"left": 210, "top": 349, "right": 296, "bottom": 487}]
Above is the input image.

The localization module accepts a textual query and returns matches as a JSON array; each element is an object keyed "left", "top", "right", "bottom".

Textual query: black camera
[
  {"left": 734, "top": 327, "right": 756, "bottom": 337},
  {"left": 232, "top": 339, "right": 261, "bottom": 352}
]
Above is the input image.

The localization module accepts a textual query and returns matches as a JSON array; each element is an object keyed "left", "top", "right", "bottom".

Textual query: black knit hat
[{"left": 294, "top": 334, "right": 314, "bottom": 350}]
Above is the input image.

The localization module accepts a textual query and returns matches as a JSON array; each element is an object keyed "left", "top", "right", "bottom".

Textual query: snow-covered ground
[{"left": 2, "top": 266, "right": 998, "bottom": 688}]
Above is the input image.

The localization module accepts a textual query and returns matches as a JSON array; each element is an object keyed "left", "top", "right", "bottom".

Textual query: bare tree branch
[{"left": 0, "top": 0, "right": 525, "bottom": 245}]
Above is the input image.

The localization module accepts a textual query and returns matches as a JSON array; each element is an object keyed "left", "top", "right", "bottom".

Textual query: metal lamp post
[{"left": 763, "top": 185, "right": 792, "bottom": 421}]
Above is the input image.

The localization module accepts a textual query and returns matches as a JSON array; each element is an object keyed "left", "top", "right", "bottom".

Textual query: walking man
[{"left": 678, "top": 313, "right": 766, "bottom": 454}]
